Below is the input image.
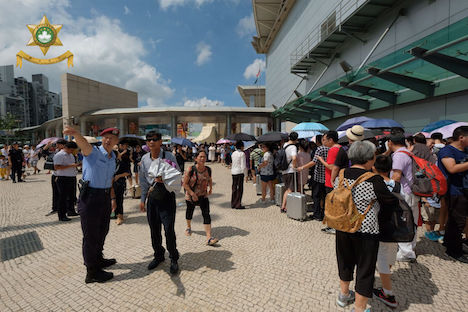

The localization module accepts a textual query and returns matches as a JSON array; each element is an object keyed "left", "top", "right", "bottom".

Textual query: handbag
[{"left": 44, "top": 154, "right": 54, "bottom": 170}]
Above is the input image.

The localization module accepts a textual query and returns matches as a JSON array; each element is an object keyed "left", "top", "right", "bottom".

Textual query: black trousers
[
  {"left": 445, "top": 195, "right": 468, "bottom": 257},
  {"left": 78, "top": 189, "right": 111, "bottom": 270},
  {"left": 147, "top": 192, "right": 179, "bottom": 261},
  {"left": 51, "top": 175, "right": 59, "bottom": 212},
  {"left": 56, "top": 176, "right": 76, "bottom": 219},
  {"left": 231, "top": 174, "right": 244, "bottom": 208},
  {"left": 335, "top": 231, "right": 379, "bottom": 298},
  {"left": 312, "top": 181, "right": 326, "bottom": 217},
  {"left": 186, "top": 197, "right": 211, "bottom": 224},
  {"left": 11, "top": 166, "right": 22, "bottom": 182},
  {"left": 112, "top": 178, "right": 126, "bottom": 215}
]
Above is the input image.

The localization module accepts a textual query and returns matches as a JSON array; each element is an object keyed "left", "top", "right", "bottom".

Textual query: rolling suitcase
[
  {"left": 286, "top": 171, "right": 307, "bottom": 221},
  {"left": 132, "top": 185, "right": 141, "bottom": 199},
  {"left": 256, "top": 174, "right": 262, "bottom": 195},
  {"left": 275, "top": 183, "right": 285, "bottom": 206}
]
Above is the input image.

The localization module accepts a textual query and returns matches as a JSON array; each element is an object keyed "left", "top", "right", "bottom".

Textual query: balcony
[{"left": 290, "top": 0, "right": 399, "bottom": 74}]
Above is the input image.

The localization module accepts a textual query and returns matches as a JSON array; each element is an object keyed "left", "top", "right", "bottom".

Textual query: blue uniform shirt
[{"left": 82, "top": 145, "right": 116, "bottom": 189}]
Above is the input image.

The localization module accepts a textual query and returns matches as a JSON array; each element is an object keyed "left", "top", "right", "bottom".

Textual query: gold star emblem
[{"left": 26, "top": 15, "right": 63, "bottom": 56}]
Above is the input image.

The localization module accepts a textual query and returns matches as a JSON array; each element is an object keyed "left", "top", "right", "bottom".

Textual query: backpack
[
  {"left": 379, "top": 182, "right": 416, "bottom": 243},
  {"left": 398, "top": 151, "right": 447, "bottom": 197},
  {"left": 274, "top": 144, "right": 295, "bottom": 172},
  {"left": 324, "top": 170, "right": 376, "bottom": 233},
  {"left": 187, "top": 165, "right": 211, "bottom": 192}
]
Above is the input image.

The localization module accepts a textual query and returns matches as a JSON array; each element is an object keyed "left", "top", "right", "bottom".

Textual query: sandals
[
  {"left": 185, "top": 228, "right": 192, "bottom": 236},
  {"left": 207, "top": 237, "right": 219, "bottom": 246}
]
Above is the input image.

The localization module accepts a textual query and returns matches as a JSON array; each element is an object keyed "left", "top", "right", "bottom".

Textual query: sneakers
[
  {"left": 424, "top": 231, "right": 442, "bottom": 242},
  {"left": 321, "top": 227, "right": 336, "bottom": 235},
  {"left": 336, "top": 290, "right": 355, "bottom": 307},
  {"left": 373, "top": 288, "right": 397, "bottom": 308},
  {"left": 446, "top": 252, "right": 468, "bottom": 264}
]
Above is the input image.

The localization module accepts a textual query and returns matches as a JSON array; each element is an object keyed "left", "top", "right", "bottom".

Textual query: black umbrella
[
  {"left": 338, "top": 129, "right": 384, "bottom": 144},
  {"left": 256, "top": 132, "right": 289, "bottom": 143},
  {"left": 119, "top": 134, "right": 145, "bottom": 147},
  {"left": 226, "top": 132, "right": 256, "bottom": 141}
]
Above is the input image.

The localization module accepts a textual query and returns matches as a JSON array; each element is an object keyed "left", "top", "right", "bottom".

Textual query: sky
[{"left": 0, "top": 0, "right": 266, "bottom": 108}]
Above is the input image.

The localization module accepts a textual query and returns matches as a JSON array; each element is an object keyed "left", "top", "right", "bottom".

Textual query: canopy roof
[{"left": 274, "top": 17, "right": 468, "bottom": 123}]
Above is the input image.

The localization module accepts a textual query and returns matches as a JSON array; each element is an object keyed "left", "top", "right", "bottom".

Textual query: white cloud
[
  {"left": 0, "top": 0, "right": 173, "bottom": 107},
  {"left": 195, "top": 42, "right": 212, "bottom": 66},
  {"left": 243, "top": 58, "right": 266, "bottom": 80},
  {"left": 124, "top": 5, "right": 131, "bottom": 15},
  {"left": 183, "top": 97, "right": 223, "bottom": 107},
  {"left": 159, "top": 0, "right": 214, "bottom": 10},
  {"left": 236, "top": 14, "right": 255, "bottom": 37}
]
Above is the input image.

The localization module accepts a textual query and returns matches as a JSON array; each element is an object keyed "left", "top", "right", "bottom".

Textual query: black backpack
[
  {"left": 274, "top": 144, "right": 295, "bottom": 172},
  {"left": 380, "top": 182, "right": 415, "bottom": 243}
]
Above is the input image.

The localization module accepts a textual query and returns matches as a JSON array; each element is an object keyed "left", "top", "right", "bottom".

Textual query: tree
[{"left": 0, "top": 112, "right": 17, "bottom": 130}]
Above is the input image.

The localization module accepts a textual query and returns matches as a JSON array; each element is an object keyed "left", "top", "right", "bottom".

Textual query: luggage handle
[{"left": 293, "top": 169, "right": 303, "bottom": 193}]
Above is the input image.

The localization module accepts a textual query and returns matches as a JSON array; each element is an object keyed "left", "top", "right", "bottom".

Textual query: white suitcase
[
  {"left": 132, "top": 185, "right": 141, "bottom": 199},
  {"left": 275, "top": 183, "right": 285, "bottom": 206},
  {"left": 256, "top": 174, "right": 262, "bottom": 195},
  {"left": 286, "top": 171, "right": 307, "bottom": 221}
]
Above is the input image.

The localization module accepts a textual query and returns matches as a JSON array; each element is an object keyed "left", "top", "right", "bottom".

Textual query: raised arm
[{"left": 63, "top": 126, "right": 93, "bottom": 156}]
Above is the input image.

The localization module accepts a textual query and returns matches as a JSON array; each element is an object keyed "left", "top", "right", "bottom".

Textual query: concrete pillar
[
  {"left": 80, "top": 117, "right": 87, "bottom": 136},
  {"left": 273, "top": 118, "right": 281, "bottom": 132},
  {"left": 170, "top": 115, "right": 177, "bottom": 138},
  {"left": 118, "top": 116, "right": 128, "bottom": 135},
  {"left": 55, "top": 123, "right": 62, "bottom": 138},
  {"left": 226, "top": 114, "right": 232, "bottom": 136}
]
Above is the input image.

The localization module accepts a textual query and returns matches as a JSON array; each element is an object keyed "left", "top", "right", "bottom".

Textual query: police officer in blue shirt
[{"left": 63, "top": 125, "right": 120, "bottom": 283}]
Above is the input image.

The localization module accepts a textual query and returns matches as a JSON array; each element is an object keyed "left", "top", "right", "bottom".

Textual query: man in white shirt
[
  {"left": 54, "top": 141, "right": 79, "bottom": 221},
  {"left": 281, "top": 132, "right": 298, "bottom": 212},
  {"left": 231, "top": 141, "right": 247, "bottom": 209}
]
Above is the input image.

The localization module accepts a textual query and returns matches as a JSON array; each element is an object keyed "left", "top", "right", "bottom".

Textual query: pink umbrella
[
  {"left": 430, "top": 122, "right": 468, "bottom": 139},
  {"left": 37, "top": 137, "right": 62, "bottom": 148},
  {"left": 216, "top": 138, "right": 233, "bottom": 144}
]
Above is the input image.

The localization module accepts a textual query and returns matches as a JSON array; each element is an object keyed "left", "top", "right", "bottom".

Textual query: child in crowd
[
  {"left": 372, "top": 155, "right": 399, "bottom": 308},
  {"left": 421, "top": 195, "right": 442, "bottom": 241},
  {"left": 0, "top": 155, "right": 7, "bottom": 180}
]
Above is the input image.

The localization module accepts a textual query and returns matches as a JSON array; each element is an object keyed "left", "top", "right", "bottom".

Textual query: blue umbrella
[
  {"left": 292, "top": 122, "right": 328, "bottom": 132},
  {"left": 421, "top": 120, "right": 457, "bottom": 133},
  {"left": 171, "top": 137, "right": 194, "bottom": 147},
  {"left": 336, "top": 116, "right": 374, "bottom": 131},
  {"left": 360, "top": 118, "right": 403, "bottom": 129},
  {"left": 297, "top": 130, "right": 323, "bottom": 139}
]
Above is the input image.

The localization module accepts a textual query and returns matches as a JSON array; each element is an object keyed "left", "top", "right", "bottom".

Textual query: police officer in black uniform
[{"left": 63, "top": 125, "right": 120, "bottom": 283}]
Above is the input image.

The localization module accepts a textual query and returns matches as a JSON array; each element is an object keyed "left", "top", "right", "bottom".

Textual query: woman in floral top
[
  {"left": 257, "top": 143, "right": 275, "bottom": 203},
  {"left": 183, "top": 150, "right": 218, "bottom": 246}
]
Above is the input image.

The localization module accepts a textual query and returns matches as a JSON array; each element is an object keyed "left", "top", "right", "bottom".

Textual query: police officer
[
  {"left": 63, "top": 125, "right": 120, "bottom": 283},
  {"left": 139, "top": 131, "right": 180, "bottom": 274}
]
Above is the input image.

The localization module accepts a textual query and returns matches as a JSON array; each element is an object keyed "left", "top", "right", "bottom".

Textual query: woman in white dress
[{"left": 208, "top": 143, "right": 216, "bottom": 162}]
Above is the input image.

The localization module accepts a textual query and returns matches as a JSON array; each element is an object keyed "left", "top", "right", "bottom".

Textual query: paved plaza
[{"left": 0, "top": 162, "right": 467, "bottom": 311}]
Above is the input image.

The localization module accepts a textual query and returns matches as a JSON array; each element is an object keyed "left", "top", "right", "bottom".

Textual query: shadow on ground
[
  {"left": 371, "top": 262, "right": 438, "bottom": 311},
  {"left": 112, "top": 249, "right": 235, "bottom": 297},
  {"left": 191, "top": 225, "right": 249, "bottom": 240}
]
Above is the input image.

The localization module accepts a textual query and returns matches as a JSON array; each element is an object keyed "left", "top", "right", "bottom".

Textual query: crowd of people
[{"left": 1, "top": 122, "right": 466, "bottom": 311}]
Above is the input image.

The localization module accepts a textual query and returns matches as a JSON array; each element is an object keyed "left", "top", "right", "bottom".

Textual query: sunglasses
[{"left": 146, "top": 138, "right": 161, "bottom": 142}]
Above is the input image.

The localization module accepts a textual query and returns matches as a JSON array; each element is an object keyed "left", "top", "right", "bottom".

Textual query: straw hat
[{"left": 346, "top": 125, "right": 364, "bottom": 141}]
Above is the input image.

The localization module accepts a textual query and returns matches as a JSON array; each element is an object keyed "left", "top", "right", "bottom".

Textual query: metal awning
[
  {"left": 252, "top": 0, "right": 296, "bottom": 54},
  {"left": 273, "top": 17, "right": 468, "bottom": 123},
  {"left": 290, "top": 0, "right": 399, "bottom": 74}
]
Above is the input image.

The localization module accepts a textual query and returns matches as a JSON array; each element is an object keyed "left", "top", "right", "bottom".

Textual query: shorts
[
  {"left": 282, "top": 173, "right": 296, "bottom": 191},
  {"left": 421, "top": 204, "right": 440, "bottom": 223},
  {"left": 376, "top": 242, "right": 397, "bottom": 274},
  {"left": 260, "top": 174, "right": 276, "bottom": 182},
  {"left": 30, "top": 160, "right": 38, "bottom": 167}
]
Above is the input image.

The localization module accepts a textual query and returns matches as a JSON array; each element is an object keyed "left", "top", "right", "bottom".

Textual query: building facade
[
  {"left": 0, "top": 66, "right": 62, "bottom": 128},
  {"left": 252, "top": 0, "right": 468, "bottom": 132}
]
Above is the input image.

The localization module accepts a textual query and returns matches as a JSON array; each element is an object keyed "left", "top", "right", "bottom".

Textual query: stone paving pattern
[{"left": 0, "top": 162, "right": 467, "bottom": 311}]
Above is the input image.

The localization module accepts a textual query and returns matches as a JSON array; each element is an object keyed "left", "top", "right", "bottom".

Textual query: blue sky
[{"left": 0, "top": 0, "right": 266, "bottom": 108}]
